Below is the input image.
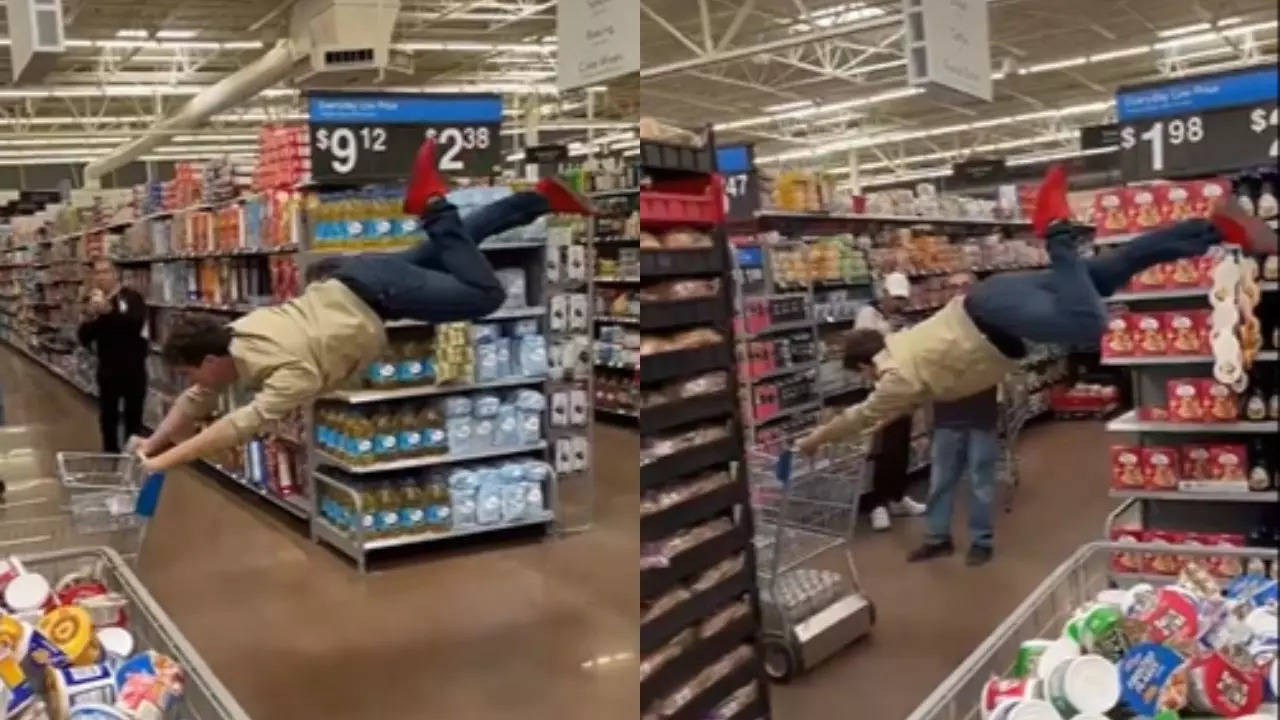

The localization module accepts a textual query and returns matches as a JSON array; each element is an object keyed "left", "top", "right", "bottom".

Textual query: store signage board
[
  {"left": 307, "top": 92, "right": 503, "bottom": 183},
  {"left": 717, "top": 144, "right": 759, "bottom": 221},
  {"left": 1116, "top": 67, "right": 1279, "bottom": 121},
  {"left": 1117, "top": 100, "right": 1278, "bottom": 181},
  {"left": 903, "top": 0, "right": 992, "bottom": 103},
  {"left": 951, "top": 158, "right": 1006, "bottom": 184},
  {"left": 556, "top": 0, "right": 640, "bottom": 91},
  {"left": 1080, "top": 123, "right": 1122, "bottom": 150},
  {"left": 525, "top": 144, "right": 569, "bottom": 164}
]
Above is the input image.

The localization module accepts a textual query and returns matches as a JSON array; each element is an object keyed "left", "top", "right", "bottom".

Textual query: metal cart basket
[
  {"left": 995, "top": 378, "right": 1035, "bottom": 514},
  {"left": 746, "top": 438, "right": 875, "bottom": 682},
  {"left": 18, "top": 546, "right": 252, "bottom": 720},
  {"left": 905, "top": 541, "right": 1279, "bottom": 720}
]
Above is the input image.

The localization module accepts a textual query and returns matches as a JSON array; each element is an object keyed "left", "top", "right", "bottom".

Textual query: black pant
[
  {"left": 98, "top": 371, "right": 146, "bottom": 453},
  {"left": 865, "top": 415, "right": 913, "bottom": 508}
]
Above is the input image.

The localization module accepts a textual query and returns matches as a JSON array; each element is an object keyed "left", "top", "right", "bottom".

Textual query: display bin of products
[
  {"left": 2, "top": 546, "right": 252, "bottom": 720},
  {"left": 640, "top": 423, "right": 739, "bottom": 488},
  {"left": 640, "top": 341, "right": 733, "bottom": 385},
  {"left": 638, "top": 138, "right": 714, "bottom": 175},
  {"left": 904, "top": 541, "right": 1278, "bottom": 720},
  {"left": 641, "top": 176, "right": 725, "bottom": 228}
]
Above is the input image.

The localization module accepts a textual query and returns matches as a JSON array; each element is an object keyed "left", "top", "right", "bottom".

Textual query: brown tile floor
[
  {"left": 0, "top": 346, "right": 638, "bottom": 720},
  {"left": 769, "top": 420, "right": 1117, "bottom": 719}
]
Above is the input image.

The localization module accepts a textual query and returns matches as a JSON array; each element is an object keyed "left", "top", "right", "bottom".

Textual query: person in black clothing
[{"left": 78, "top": 259, "right": 148, "bottom": 453}]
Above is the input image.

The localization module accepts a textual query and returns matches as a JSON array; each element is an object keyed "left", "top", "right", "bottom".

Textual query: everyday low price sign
[{"left": 307, "top": 92, "right": 503, "bottom": 183}]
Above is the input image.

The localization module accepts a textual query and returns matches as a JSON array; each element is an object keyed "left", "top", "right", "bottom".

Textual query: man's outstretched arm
[
  {"left": 797, "top": 370, "right": 924, "bottom": 454},
  {"left": 141, "top": 364, "right": 321, "bottom": 472}
]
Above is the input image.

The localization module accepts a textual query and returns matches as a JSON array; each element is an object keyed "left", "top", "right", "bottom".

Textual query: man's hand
[
  {"left": 795, "top": 432, "right": 822, "bottom": 456},
  {"left": 125, "top": 435, "right": 148, "bottom": 455},
  {"left": 135, "top": 448, "right": 163, "bottom": 474}
]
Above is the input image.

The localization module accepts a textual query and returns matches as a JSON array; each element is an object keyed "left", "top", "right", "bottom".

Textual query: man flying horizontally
[
  {"left": 797, "top": 166, "right": 1277, "bottom": 456},
  {"left": 133, "top": 139, "right": 593, "bottom": 472}
]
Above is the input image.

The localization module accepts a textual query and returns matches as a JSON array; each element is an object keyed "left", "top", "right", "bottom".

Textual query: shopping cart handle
[
  {"left": 775, "top": 448, "right": 794, "bottom": 486},
  {"left": 134, "top": 472, "right": 166, "bottom": 518}
]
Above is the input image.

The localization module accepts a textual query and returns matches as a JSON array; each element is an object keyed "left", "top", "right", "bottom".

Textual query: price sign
[
  {"left": 716, "top": 144, "right": 759, "bottom": 221},
  {"left": 1117, "top": 101, "right": 1277, "bottom": 181},
  {"left": 307, "top": 92, "right": 503, "bottom": 183}
]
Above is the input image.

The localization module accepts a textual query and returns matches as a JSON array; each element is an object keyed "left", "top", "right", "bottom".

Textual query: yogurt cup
[
  {"left": 0, "top": 558, "right": 25, "bottom": 595},
  {"left": 981, "top": 676, "right": 1040, "bottom": 719},
  {"left": 1034, "top": 638, "right": 1081, "bottom": 681},
  {"left": 1186, "top": 651, "right": 1264, "bottom": 716},
  {"left": 1094, "top": 589, "right": 1129, "bottom": 610},
  {"left": 987, "top": 698, "right": 1060, "bottom": 720},
  {"left": 1141, "top": 587, "right": 1200, "bottom": 644},
  {"left": 37, "top": 606, "right": 95, "bottom": 667},
  {"left": 67, "top": 705, "right": 131, "bottom": 719},
  {"left": 4, "top": 574, "right": 50, "bottom": 615},
  {"left": 45, "top": 663, "right": 116, "bottom": 719},
  {"left": 94, "top": 629, "right": 133, "bottom": 671},
  {"left": 1117, "top": 643, "right": 1189, "bottom": 715},
  {"left": 1011, "top": 640, "right": 1053, "bottom": 679},
  {"left": 1045, "top": 654, "right": 1120, "bottom": 716}
]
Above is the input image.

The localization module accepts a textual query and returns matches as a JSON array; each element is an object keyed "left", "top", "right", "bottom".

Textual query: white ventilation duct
[
  {"left": 6, "top": 0, "right": 66, "bottom": 83},
  {"left": 83, "top": 42, "right": 300, "bottom": 183}
]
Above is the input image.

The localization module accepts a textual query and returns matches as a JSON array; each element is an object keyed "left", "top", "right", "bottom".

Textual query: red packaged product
[
  {"left": 1144, "top": 530, "right": 1186, "bottom": 575},
  {"left": 1138, "top": 406, "right": 1171, "bottom": 422},
  {"left": 1134, "top": 312, "right": 1168, "bottom": 355},
  {"left": 1127, "top": 186, "right": 1163, "bottom": 233},
  {"left": 1179, "top": 444, "right": 1213, "bottom": 480},
  {"left": 1110, "top": 527, "right": 1145, "bottom": 573},
  {"left": 1201, "top": 380, "right": 1239, "bottom": 422},
  {"left": 1141, "top": 585, "right": 1201, "bottom": 641},
  {"left": 1142, "top": 447, "right": 1180, "bottom": 490},
  {"left": 1208, "top": 444, "right": 1248, "bottom": 482},
  {"left": 1167, "top": 378, "right": 1204, "bottom": 422},
  {"left": 1111, "top": 446, "right": 1145, "bottom": 489},
  {"left": 1161, "top": 182, "right": 1196, "bottom": 223},
  {"left": 1189, "top": 178, "right": 1231, "bottom": 217},
  {"left": 1186, "top": 651, "right": 1264, "bottom": 717},
  {"left": 1131, "top": 261, "right": 1172, "bottom": 291},
  {"left": 1167, "top": 257, "right": 1203, "bottom": 288},
  {"left": 1164, "top": 310, "right": 1203, "bottom": 355},
  {"left": 1202, "top": 532, "right": 1246, "bottom": 579},
  {"left": 1102, "top": 313, "right": 1136, "bottom": 358},
  {"left": 1094, "top": 187, "right": 1128, "bottom": 235}
]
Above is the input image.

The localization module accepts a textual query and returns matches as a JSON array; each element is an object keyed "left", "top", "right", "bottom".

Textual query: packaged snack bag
[
  {"left": 1209, "top": 445, "right": 1248, "bottom": 483},
  {"left": 1166, "top": 379, "right": 1204, "bottom": 422},
  {"left": 1094, "top": 187, "right": 1128, "bottom": 235},
  {"left": 1111, "top": 527, "right": 1145, "bottom": 573},
  {"left": 1180, "top": 444, "right": 1213, "bottom": 480},
  {"left": 1165, "top": 311, "right": 1202, "bottom": 354},
  {"left": 1190, "top": 178, "right": 1231, "bottom": 217},
  {"left": 1162, "top": 182, "right": 1196, "bottom": 223},
  {"left": 1134, "top": 312, "right": 1168, "bottom": 355},
  {"left": 1201, "top": 380, "right": 1239, "bottom": 422},
  {"left": 1142, "top": 447, "right": 1180, "bottom": 490},
  {"left": 1102, "top": 313, "right": 1135, "bottom": 358},
  {"left": 1127, "top": 186, "right": 1163, "bottom": 233},
  {"left": 1111, "top": 446, "right": 1144, "bottom": 489}
]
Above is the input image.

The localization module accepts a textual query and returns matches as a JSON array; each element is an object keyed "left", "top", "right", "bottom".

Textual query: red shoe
[
  {"left": 1032, "top": 164, "right": 1072, "bottom": 238},
  {"left": 535, "top": 177, "right": 596, "bottom": 216},
  {"left": 1210, "top": 199, "right": 1278, "bottom": 255},
  {"left": 403, "top": 139, "right": 449, "bottom": 216}
]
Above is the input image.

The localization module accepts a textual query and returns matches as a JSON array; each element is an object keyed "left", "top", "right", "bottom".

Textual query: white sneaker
[
  {"left": 870, "top": 506, "right": 891, "bottom": 531},
  {"left": 888, "top": 496, "right": 927, "bottom": 517}
]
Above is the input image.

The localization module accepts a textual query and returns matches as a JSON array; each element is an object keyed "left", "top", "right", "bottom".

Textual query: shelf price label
[
  {"left": 307, "top": 93, "right": 503, "bottom": 184},
  {"left": 717, "top": 144, "right": 759, "bottom": 221},
  {"left": 1117, "top": 100, "right": 1278, "bottom": 181}
]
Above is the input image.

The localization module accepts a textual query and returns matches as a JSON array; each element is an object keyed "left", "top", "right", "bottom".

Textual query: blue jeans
[
  {"left": 924, "top": 426, "right": 999, "bottom": 548},
  {"left": 966, "top": 219, "right": 1220, "bottom": 346},
  {"left": 334, "top": 191, "right": 549, "bottom": 322}
]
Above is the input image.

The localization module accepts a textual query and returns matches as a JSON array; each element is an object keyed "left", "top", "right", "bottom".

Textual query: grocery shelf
[
  {"left": 755, "top": 400, "right": 820, "bottom": 425},
  {"left": 595, "top": 406, "right": 638, "bottom": 419},
  {"left": 1105, "top": 409, "right": 1277, "bottom": 434},
  {"left": 204, "top": 462, "right": 311, "bottom": 519},
  {"left": 1109, "top": 488, "right": 1279, "bottom": 502},
  {"left": 640, "top": 435, "right": 740, "bottom": 489},
  {"left": 748, "top": 361, "right": 819, "bottom": 382},
  {"left": 641, "top": 343, "right": 733, "bottom": 384},
  {"left": 1101, "top": 351, "right": 1278, "bottom": 365},
  {"left": 112, "top": 245, "right": 298, "bottom": 263},
  {"left": 590, "top": 187, "right": 640, "bottom": 198},
  {"left": 641, "top": 296, "right": 726, "bottom": 331},
  {"left": 596, "top": 276, "right": 641, "bottom": 284},
  {"left": 596, "top": 315, "right": 639, "bottom": 325},
  {"left": 309, "top": 240, "right": 545, "bottom": 257},
  {"left": 640, "top": 391, "right": 735, "bottom": 434},
  {"left": 596, "top": 361, "right": 639, "bottom": 371},
  {"left": 384, "top": 306, "right": 546, "bottom": 327},
  {"left": 1107, "top": 282, "right": 1278, "bottom": 302},
  {"left": 744, "top": 318, "right": 814, "bottom": 339},
  {"left": 316, "top": 441, "right": 548, "bottom": 474},
  {"left": 753, "top": 209, "right": 1032, "bottom": 228},
  {"left": 313, "top": 513, "right": 552, "bottom": 558},
  {"left": 321, "top": 375, "right": 547, "bottom": 404}
]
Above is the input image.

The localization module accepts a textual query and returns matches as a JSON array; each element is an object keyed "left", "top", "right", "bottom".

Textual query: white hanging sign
[
  {"left": 556, "top": 0, "right": 640, "bottom": 91},
  {"left": 904, "top": 0, "right": 993, "bottom": 103}
]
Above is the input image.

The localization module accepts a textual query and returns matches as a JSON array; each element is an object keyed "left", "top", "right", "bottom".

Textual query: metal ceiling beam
[
  {"left": 641, "top": 2, "right": 706, "bottom": 57},
  {"left": 641, "top": 13, "right": 901, "bottom": 78},
  {"left": 716, "top": 0, "right": 755, "bottom": 51}
]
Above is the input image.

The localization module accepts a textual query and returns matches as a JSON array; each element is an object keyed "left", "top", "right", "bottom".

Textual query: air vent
[
  {"left": 323, "top": 48, "right": 374, "bottom": 67},
  {"left": 34, "top": 8, "right": 61, "bottom": 47}
]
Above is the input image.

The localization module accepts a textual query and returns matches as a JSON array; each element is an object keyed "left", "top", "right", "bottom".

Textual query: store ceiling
[
  {"left": 0, "top": 0, "right": 1276, "bottom": 176},
  {"left": 640, "top": 0, "right": 1279, "bottom": 187}
]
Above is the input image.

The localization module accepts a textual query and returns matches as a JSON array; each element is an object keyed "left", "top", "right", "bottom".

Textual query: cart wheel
[
  {"left": 762, "top": 636, "right": 798, "bottom": 683},
  {"left": 868, "top": 599, "right": 877, "bottom": 627}
]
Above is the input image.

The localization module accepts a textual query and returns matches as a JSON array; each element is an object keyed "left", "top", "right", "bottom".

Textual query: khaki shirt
[
  {"left": 807, "top": 298, "right": 1017, "bottom": 446},
  {"left": 174, "top": 280, "right": 388, "bottom": 449}
]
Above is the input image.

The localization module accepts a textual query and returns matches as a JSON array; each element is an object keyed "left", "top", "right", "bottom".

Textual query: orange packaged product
[
  {"left": 1161, "top": 182, "right": 1196, "bottom": 223},
  {"left": 1189, "top": 178, "right": 1231, "bottom": 217},
  {"left": 1144, "top": 530, "right": 1185, "bottom": 575},
  {"left": 1134, "top": 312, "right": 1168, "bottom": 356},
  {"left": 1168, "top": 257, "right": 1202, "bottom": 288},
  {"left": 1208, "top": 444, "right": 1248, "bottom": 482},
  {"left": 1131, "top": 261, "right": 1171, "bottom": 291},
  {"left": 1110, "top": 527, "right": 1146, "bottom": 573},
  {"left": 1094, "top": 188, "right": 1128, "bottom": 235},
  {"left": 1179, "top": 444, "right": 1213, "bottom": 480},
  {"left": 1201, "top": 532, "right": 1246, "bottom": 579},
  {"left": 1164, "top": 310, "right": 1205, "bottom": 355},
  {"left": 1102, "top": 313, "right": 1136, "bottom": 358},
  {"left": 1111, "top": 446, "right": 1144, "bottom": 489},
  {"left": 1166, "top": 378, "right": 1204, "bottom": 422},
  {"left": 1200, "top": 380, "right": 1239, "bottom": 422},
  {"left": 1142, "top": 446, "right": 1180, "bottom": 490},
  {"left": 1127, "top": 186, "right": 1163, "bottom": 233}
]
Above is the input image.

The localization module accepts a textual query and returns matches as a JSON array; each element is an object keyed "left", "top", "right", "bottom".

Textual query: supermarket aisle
[
  {"left": 0, "top": 345, "right": 638, "bottom": 720},
  {"left": 770, "top": 420, "right": 1116, "bottom": 720}
]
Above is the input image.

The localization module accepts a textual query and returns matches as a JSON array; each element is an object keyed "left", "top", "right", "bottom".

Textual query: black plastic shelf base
[
  {"left": 641, "top": 605, "right": 756, "bottom": 707},
  {"left": 641, "top": 567, "right": 751, "bottom": 655},
  {"left": 641, "top": 247, "right": 726, "bottom": 278},
  {"left": 640, "top": 435, "right": 739, "bottom": 490},
  {"left": 642, "top": 479, "right": 746, "bottom": 542},
  {"left": 641, "top": 296, "right": 727, "bottom": 332},
  {"left": 641, "top": 141, "right": 715, "bottom": 174},
  {"left": 641, "top": 343, "right": 733, "bottom": 385},
  {"left": 665, "top": 658, "right": 759, "bottom": 720},
  {"left": 642, "top": 524, "right": 749, "bottom": 601},
  {"left": 640, "top": 391, "right": 734, "bottom": 435}
]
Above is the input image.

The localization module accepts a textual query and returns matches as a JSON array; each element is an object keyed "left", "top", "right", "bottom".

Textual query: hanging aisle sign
[
  {"left": 716, "top": 144, "right": 759, "bottom": 221},
  {"left": 556, "top": 0, "right": 640, "bottom": 91},
  {"left": 903, "top": 0, "right": 993, "bottom": 102},
  {"left": 306, "top": 92, "right": 503, "bottom": 183},
  {"left": 1117, "top": 100, "right": 1278, "bottom": 181}
]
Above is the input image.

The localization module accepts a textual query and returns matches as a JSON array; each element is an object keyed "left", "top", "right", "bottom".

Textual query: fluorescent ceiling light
[
  {"left": 1217, "top": 17, "right": 1243, "bottom": 27},
  {"left": 155, "top": 29, "right": 199, "bottom": 39},
  {"left": 1157, "top": 22, "right": 1211, "bottom": 38},
  {"left": 1006, "top": 145, "right": 1118, "bottom": 166},
  {"left": 393, "top": 41, "right": 555, "bottom": 53},
  {"left": 763, "top": 100, "right": 815, "bottom": 113},
  {"left": 1020, "top": 56, "right": 1087, "bottom": 74},
  {"left": 1154, "top": 20, "right": 1279, "bottom": 49},
  {"left": 115, "top": 29, "right": 149, "bottom": 38},
  {"left": 1089, "top": 45, "right": 1151, "bottom": 62}
]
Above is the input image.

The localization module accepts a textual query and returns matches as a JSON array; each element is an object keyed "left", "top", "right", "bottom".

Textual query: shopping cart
[
  {"left": 995, "top": 378, "right": 1034, "bottom": 514},
  {"left": 17, "top": 546, "right": 253, "bottom": 719},
  {"left": 905, "top": 541, "right": 1280, "bottom": 720},
  {"left": 746, "top": 438, "right": 875, "bottom": 682}
]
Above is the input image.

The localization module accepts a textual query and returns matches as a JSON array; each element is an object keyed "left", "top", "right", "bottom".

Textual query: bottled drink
[
  {"left": 396, "top": 337, "right": 428, "bottom": 386},
  {"left": 348, "top": 411, "right": 375, "bottom": 466},
  {"left": 426, "top": 479, "right": 452, "bottom": 533},
  {"left": 371, "top": 406, "right": 399, "bottom": 461},
  {"left": 375, "top": 482, "right": 403, "bottom": 537},
  {"left": 420, "top": 404, "right": 448, "bottom": 456},
  {"left": 395, "top": 405, "right": 423, "bottom": 458},
  {"left": 357, "top": 485, "right": 379, "bottom": 537},
  {"left": 399, "top": 476, "right": 427, "bottom": 535}
]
